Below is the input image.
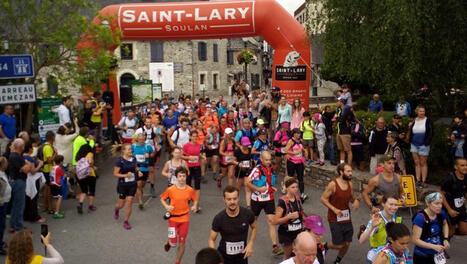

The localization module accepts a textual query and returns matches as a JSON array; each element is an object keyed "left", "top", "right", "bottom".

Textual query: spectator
[
  {"left": 41, "top": 131, "right": 56, "bottom": 214},
  {"left": 301, "top": 112, "right": 315, "bottom": 165},
  {"left": 368, "top": 93, "right": 383, "bottom": 113},
  {"left": 52, "top": 96, "right": 73, "bottom": 126},
  {"left": 369, "top": 117, "right": 388, "bottom": 174},
  {"left": 277, "top": 95, "right": 292, "bottom": 127},
  {"left": 322, "top": 105, "right": 337, "bottom": 165},
  {"left": 408, "top": 105, "right": 433, "bottom": 189},
  {"left": 55, "top": 118, "right": 80, "bottom": 168},
  {"left": 395, "top": 96, "right": 411, "bottom": 117},
  {"left": 350, "top": 118, "right": 366, "bottom": 171},
  {"left": 90, "top": 91, "right": 106, "bottom": 144},
  {"left": 72, "top": 126, "right": 92, "bottom": 167},
  {"left": 313, "top": 113, "right": 326, "bottom": 166},
  {"left": 6, "top": 230, "right": 64, "bottom": 264},
  {"left": 388, "top": 114, "right": 407, "bottom": 145},
  {"left": 336, "top": 99, "right": 354, "bottom": 164},
  {"left": 290, "top": 99, "right": 305, "bottom": 129},
  {"left": 0, "top": 105, "right": 16, "bottom": 156},
  {"left": 8, "top": 139, "right": 32, "bottom": 232},
  {"left": 0, "top": 156, "right": 10, "bottom": 255},
  {"left": 385, "top": 132, "right": 406, "bottom": 175},
  {"left": 80, "top": 99, "right": 94, "bottom": 129},
  {"left": 450, "top": 115, "right": 465, "bottom": 159},
  {"left": 23, "top": 142, "right": 45, "bottom": 223},
  {"left": 340, "top": 84, "right": 352, "bottom": 107}
]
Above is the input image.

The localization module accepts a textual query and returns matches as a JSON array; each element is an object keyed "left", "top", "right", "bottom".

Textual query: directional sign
[{"left": 0, "top": 55, "right": 35, "bottom": 79}]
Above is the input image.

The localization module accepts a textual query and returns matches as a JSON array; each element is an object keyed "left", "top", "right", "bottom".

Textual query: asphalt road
[{"left": 0, "top": 152, "right": 465, "bottom": 264}]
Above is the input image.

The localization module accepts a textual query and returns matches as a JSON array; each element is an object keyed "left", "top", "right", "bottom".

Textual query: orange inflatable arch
[{"left": 84, "top": 0, "right": 310, "bottom": 123}]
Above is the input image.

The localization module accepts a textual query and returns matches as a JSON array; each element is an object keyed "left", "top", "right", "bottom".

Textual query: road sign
[
  {"left": 0, "top": 55, "right": 35, "bottom": 79},
  {"left": 37, "top": 98, "right": 61, "bottom": 142},
  {"left": 398, "top": 175, "right": 418, "bottom": 207},
  {"left": 0, "top": 84, "right": 36, "bottom": 104}
]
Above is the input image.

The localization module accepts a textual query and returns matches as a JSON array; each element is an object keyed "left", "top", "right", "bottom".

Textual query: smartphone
[{"left": 40, "top": 224, "right": 48, "bottom": 243}]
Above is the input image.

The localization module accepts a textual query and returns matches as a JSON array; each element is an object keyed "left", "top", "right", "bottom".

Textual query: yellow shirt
[
  {"left": 42, "top": 143, "right": 54, "bottom": 173},
  {"left": 6, "top": 254, "right": 44, "bottom": 264}
]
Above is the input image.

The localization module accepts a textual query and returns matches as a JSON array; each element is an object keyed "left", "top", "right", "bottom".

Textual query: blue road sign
[{"left": 0, "top": 55, "right": 35, "bottom": 79}]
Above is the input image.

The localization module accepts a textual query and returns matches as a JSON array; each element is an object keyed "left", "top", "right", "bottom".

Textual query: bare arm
[
  {"left": 272, "top": 206, "right": 297, "bottom": 225},
  {"left": 208, "top": 230, "right": 218, "bottom": 249},
  {"left": 113, "top": 167, "right": 130, "bottom": 178},
  {"left": 161, "top": 161, "right": 171, "bottom": 178},
  {"left": 371, "top": 251, "right": 389, "bottom": 264},
  {"left": 362, "top": 176, "right": 378, "bottom": 208},
  {"left": 412, "top": 225, "right": 444, "bottom": 252},
  {"left": 0, "top": 126, "right": 6, "bottom": 139},
  {"left": 320, "top": 181, "right": 339, "bottom": 214}
]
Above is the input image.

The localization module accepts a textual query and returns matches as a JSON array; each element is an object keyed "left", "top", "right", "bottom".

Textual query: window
[
  {"left": 120, "top": 43, "right": 133, "bottom": 60},
  {"left": 47, "top": 76, "right": 58, "bottom": 95},
  {"left": 150, "top": 41, "right": 164, "bottom": 62},
  {"left": 251, "top": 73, "right": 260, "bottom": 89},
  {"left": 198, "top": 42, "right": 207, "bottom": 61},
  {"left": 213, "top": 43, "right": 218, "bottom": 62},
  {"left": 212, "top": 73, "right": 219, "bottom": 90},
  {"left": 200, "top": 74, "right": 206, "bottom": 85},
  {"left": 227, "top": 50, "right": 234, "bottom": 65}
]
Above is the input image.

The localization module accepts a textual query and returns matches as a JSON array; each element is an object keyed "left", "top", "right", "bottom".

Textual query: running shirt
[
  {"left": 441, "top": 172, "right": 466, "bottom": 213},
  {"left": 287, "top": 139, "right": 305, "bottom": 164},
  {"left": 221, "top": 140, "right": 235, "bottom": 165},
  {"left": 131, "top": 143, "right": 154, "bottom": 172},
  {"left": 167, "top": 160, "right": 186, "bottom": 186},
  {"left": 171, "top": 128, "right": 190, "bottom": 147},
  {"left": 252, "top": 139, "right": 269, "bottom": 161},
  {"left": 50, "top": 165, "right": 65, "bottom": 186},
  {"left": 413, "top": 210, "right": 448, "bottom": 257},
  {"left": 277, "top": 196, "right": 303, "bottom": 233},
  {"left": 182, "top": 142, "right": 201, "bottom": 167},
  {"left": 248, "top": 164, "right": 276, "bottom": 202},
  {"left": 327, "top": 179, "right": 352, "bottom": 223},
  {"left": 163, "top": 115, "right": 178, "bottom": 130},
  {"left": 134, "top": 126, "right": 157, "bottom": 148},
  {"left": 160, "top": 184, "right": 197, "bottom": 223},
  {"left": 234, "top": 148, "right": 252, "bottom": 172},
  {"left": 115, "top": 157, "right": 137, "bottom": 185},
  {"left": 274, "top": 130, "right": 289, "bottom": 154},
  {"left": 207, "top": 132, "right": 220, "bottom": 149},
  {"left": 118, "top": 117, "right": 137, "bottom": 139},
  {"left": 212, "top": 207, "right": 255, "bottom": 256}
]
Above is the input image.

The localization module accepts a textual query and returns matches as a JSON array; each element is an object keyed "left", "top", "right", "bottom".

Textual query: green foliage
[
  {"left": 0, "top": 0, "right": 121, "bottom": 93},
  {"left": 236, "top": 49, "right": 256, "bottom": 65},
  {"left": 307, "top": 0, "right": 467, "bottom": 117}
]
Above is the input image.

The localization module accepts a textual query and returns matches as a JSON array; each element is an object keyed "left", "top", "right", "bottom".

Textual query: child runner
[{"left": 49, "top": 155, "right": 66, "bottom": 219}]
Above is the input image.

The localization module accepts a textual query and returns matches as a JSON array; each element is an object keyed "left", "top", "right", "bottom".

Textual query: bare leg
[
  {"left": 419, "top": 155, "right": 428, "bottom": 183},
  {"left": 55, "top": 197, "right": 62, "bottom": 213},
  {"left": 245, "top": 185, "right": 251, "bottom": 207},
  {"left": 176, "top": 243, "right": 186, "bottom": 263},
  {"left": 458, "top": 221, "right": 467, "bottom": 235},
  {"left": 115, "top": 199, "right": 125, "bottom": 210},
  {"left": 124, "top": 196, "right": 134, "bottom": 222},
  {"left": 79, "top": 193, "right": 86, "bottom": 203},
  {"left": 266, "top": 214, "right": 278, "bottom": 246},
  {"left": 340, "top": 150, "right": 346, "bottom": 163},
  {"left": 136, "top": 181, "right": 144, "bottom": 204},
  {"left": 412, "top": 153, "right": 421, "bottom": 182},
  {"left": 337, "top": 242, "right": 350, "bottom": 259},
  {"left": 227, "top": 165, "right": 235, "bottom": 186},
  {"left": 282, "top": 245, "right": 293, "bottom": 260},
  {"left": 88, "top": 196, "right": 95, "bottom": 206},
  {"left": 149, "top": 166, "right": 155, "bottom": 185},
  {"left": 212, "top": 155, "right": 219, "bottom": 174},
  {"left": 347, "top": 150, "right": 353, "bottom": 165}
]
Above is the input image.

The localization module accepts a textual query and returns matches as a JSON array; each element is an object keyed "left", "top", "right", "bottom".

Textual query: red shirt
[
  {"left": 50, "top": 165, "right": 65, "bottom": 186},
  {"left": 182, "top": 142, "right": 201, "bottom": 167}
]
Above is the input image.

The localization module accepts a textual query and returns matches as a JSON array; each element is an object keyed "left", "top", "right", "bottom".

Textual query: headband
[{"left": 425, "top": 192, "right": 442, "bottom": 202}]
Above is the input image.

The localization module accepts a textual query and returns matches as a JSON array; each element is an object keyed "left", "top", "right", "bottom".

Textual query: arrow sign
[{"left": 0, "top": 55, "right": 35, "bottom": 79}]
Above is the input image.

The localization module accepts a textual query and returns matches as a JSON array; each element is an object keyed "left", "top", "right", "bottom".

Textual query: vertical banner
[
  {"left": 149, "top": 62, "right": 174, "bottom": 92},
  {"left": 37, "top": 98, "right": 61, "bottom": 142}
]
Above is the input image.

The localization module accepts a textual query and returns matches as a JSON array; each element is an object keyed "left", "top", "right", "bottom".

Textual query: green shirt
[
  {"left": 300, "top": 120, "right": 315, "bottom": 140},
  {"left": 73, "top": 136, "right": 87, "bottom": 166}
]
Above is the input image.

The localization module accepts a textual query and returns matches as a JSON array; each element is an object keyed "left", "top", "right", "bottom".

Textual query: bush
[{"left": 354, "top": 110, "right": 411, "bottom": 136}]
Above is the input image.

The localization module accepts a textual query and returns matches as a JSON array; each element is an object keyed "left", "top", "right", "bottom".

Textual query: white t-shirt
[
  {"left": 280, "top": 257, "right": 319, "bottom": 264},
  {"left": 134, "top": 126, "right": 157, "bottom": 147},
  {"left": 171, "top": 128, "right": 190, "bottom": 147},
  {"left": 412, "top": 117, "right": 427, "bottom": 134},
  {"left": 118, "top": 117, "right": 137, "bottom": 139}
]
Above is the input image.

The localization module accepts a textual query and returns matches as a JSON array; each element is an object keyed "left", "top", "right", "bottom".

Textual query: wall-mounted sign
[
  {"left": 0, "top": 55, "right": 34, "bottom": 79},
  {"left": 131, "top": 79, "right": 152, "bottom": 104},
  {"left": 174, "top": 62, "right": 184, "bottom": 73},
  {"left": 149, "top": 62, "right": 174, "bottom": 92},
  {"left": 0, "top": 84, "right": 36, "bottom": 104},
  {"left": 275, "top": 66, "right": 307, "bottom": 81}
]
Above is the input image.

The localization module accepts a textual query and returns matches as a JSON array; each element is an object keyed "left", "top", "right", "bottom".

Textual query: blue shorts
[{"left": 410, "top": 144, "right": 430, "bottom": 156}]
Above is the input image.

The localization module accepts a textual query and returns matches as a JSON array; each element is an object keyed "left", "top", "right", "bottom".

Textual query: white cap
[{"left": 224, "top": 127, "right": 233, "bottom": 134}]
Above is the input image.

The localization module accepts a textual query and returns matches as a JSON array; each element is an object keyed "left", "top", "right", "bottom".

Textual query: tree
[
  {"left": 0, "top": 0, "right": 121, "bottom": 130},
  {"left": 306, "top": 0, "right": 467, "bottom": 116}
]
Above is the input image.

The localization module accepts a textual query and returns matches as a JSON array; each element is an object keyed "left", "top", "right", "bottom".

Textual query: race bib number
[
  {"left": 211, "top": 144, "right": 218, "bottom": 149},
  {"left": 337, "top": 209, "right": 350, "bottom": 222},
  {"left": 225, "top": 156, "right": 233, "bottom": 163},
  {"left": 126, "top": 129, "right": 135, "bottom": 136},
  {"left": 454, "top": 197, "right": 465, "bottom": 208},
  {"left": 280, "top": 147, "right": 286, "bottom": 153},
  {"left": 242, "top": 160, "right": 250, "bottom": 168},
  {"left": 135, "top": 154, "right": 146, "bottom": 163},
  {"left": 258, "top": 193, "right": 270, "bottom": 202},
  {"left": 168, "top": 227, "right": 176, "bottom": 238},
  {"left": 125, "top": 172, "right": 135, "bottom": 183},
  {"left": 226, "top": 241, "right": 244, "bottom": 255},
  {"left": 189, "top": 156, "right": 199, "bottom": 164},
  {"left": 434, "top": 252, "right": 446, "bottom": 264},
  {"left": 288, "top": 223, "right": 302, "bottom": 231}
]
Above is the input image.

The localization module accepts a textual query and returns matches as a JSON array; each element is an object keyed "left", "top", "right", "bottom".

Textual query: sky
[{"left": 276, "top": 0, "right": 306, "bottom": 15}]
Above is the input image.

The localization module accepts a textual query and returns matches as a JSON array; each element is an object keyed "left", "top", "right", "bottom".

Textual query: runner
[
  {"left": 245, "top": 151, "right": 283, "bottom": 256},
  {"left": 75, "top": 144, "right": 97, "bottom": 214},
  {"left": 169, "top": 118, "right": 190, "bottom": 149},
  {"left": 358, "top": 194, "right": 402, "bottom": 263},
  {"left": 320, "top": 163, "right": 360, "bottom": 264},
  {"left": 304, "top": 215, "right": 329, "bottom": 264},
  {"left": 218, "top": 128, "right": 236, "bottom": 188},
  {"left": 112, "top": 144, "right": 141, "bottom": 230},
  {"left": 274, "top": 122, "right": 290, "bottom": 173},
  {"left": 251, "top": 129, "right": 269, "bottom": 166},
  {"left": 117, "top": 109, "right": 138, "bottom": 144},
  {"left": 272, "top": 177, "right": 305, "bottom": 260},
  {"left": 233, "top": 137, "right": 253, "bottom": 206},
  {"left": 161, "top": 147, "right": 189, "bottom": 187},
  {"left": 285, "top": 128, "right": 308, "bottom": 201},
  {"left": 131, "top": 134, "right": 154, "bottom": 210},
  {"left": 370, "top": 223, "right": 412, "bottom": 264},
  {"left": 441, "top": 157, "right": 467, "bottom": 236},
  {"left": 209, "top": 186, "right": 257, "bottom": 264},
  {"left": 160, "top": 167, "right": 198, "bottom": 264},
  {"left": 234, "top": 118, "right": 256, "bottom": 149},
  {"left": 279, "top": 231, "right": 318, "bottom": 264},
  {"left": 205, "top": 124, "right": 220, "bottom": 181},
  {"left": 182, "top": 131, "right": 204, "bottom": 212}
]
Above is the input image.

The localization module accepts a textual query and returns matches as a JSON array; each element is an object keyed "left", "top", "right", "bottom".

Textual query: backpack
[
  {"left": 76, "top": 157, "right": 92, "bottom": 180},
  {"left": 412, "top": 210, "right": 444, "bottom": 241},
  {"left": 281, "top": 194, "right": 304, "bottom": 220}
]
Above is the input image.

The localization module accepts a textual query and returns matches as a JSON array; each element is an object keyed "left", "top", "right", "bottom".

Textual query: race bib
[
  {"left": 211, "top": 144, "right": 218, "bottom": 149},
  {"left": 454, "top": 197, "right": 465, "bottom": 208},
  {"left": 125, "top": 172, "right": 135, "bottom": 183},
  {"left": 168, "top": 227, "right": 176, "bottom": 238},
  {"left": 337, "top": 209, "right": 350, "bottom": 222},
  {"left": 288, "top": 223, "right": 302, "bottom": 231},
  {"left": 126, "top": 129, "right": 135, "bottom": 136},
  {"left": 242, "top": 160, "right": 250, "bottom": 168},
  {"left": 434, "top": 252, "right": 446, "bottom": 264},
  {"left": 226, "top": 241, "right": 244, "bottom": 255},
  {"left": 225, "top": 156, "right": 233, "bottom": 163},
  {"left": 258, "top": 193, "right": 270, "bottom": 202},
  {"left": 280, "top": 147, "right": 286, "bottom": 153},
  {"left": 135, "top": 155, "right": 146, "bottom": 163},
  {"left": 189, "top": 156, "right": 199, "bottom": 163}
]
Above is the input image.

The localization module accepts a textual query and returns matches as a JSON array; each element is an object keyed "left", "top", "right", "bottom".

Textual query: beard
[
  {"left": 343, "top": 174, "right": 352, "bottom": 181},
  {"left": 227, "top": 204, "right": 238, "bottom": 212}
]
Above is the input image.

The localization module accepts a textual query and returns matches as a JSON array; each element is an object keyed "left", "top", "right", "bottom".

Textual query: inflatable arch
[{"left": 83, "top": 0, "right": 310, "bottom": 122}]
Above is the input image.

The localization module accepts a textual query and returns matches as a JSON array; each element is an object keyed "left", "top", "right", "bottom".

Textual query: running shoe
[
  {"left": 138, "top": 203, "right": 144, "bottom": 210},
  {"left": 77, "top": 204, "right": 83, "bottom": 214},
  {"left": 150, "top": 187, "right": 156, "bottom": 198},
  {"left": 53, "top": 212, "right": 64, "bottom": 219},
  {"left": 306, "top": 160, "right": 313, "bottom": 166},
  {"left": 88, "top": 205, "right": 97, "bottom": 212},
  {"left": 113, "top": 209, "right": 119, "bottom": 220},
  {"left": 272, "top": 245, "right": 284, "bottom": 256},
  {"left": 164, "top": 240, "right": 171, "bottom": 252},
  {"left": 300, "top": 193, "right": 309, "bottom": 202},
  {"left": 196, "top": 207, "right": 202, "bottom": 214},
  {"left": 123, "top": 221, "right": 131, "bottom": 230}
]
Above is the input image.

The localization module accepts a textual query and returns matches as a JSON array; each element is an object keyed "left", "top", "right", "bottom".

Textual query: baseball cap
[
  {"left": 379, "top": 153, "right": 395, "bottom": 163},
  {"left": 280, "top": 122, "right": 289, "bottom": 129},
  {"left": 393, "top": 114, "right": 401, "bottom": 119},
  {"left": 224, "top": 127, "right": 233, "bottom": 134},
  {"left": 305, "top": 215, "right": 327, "bottom": 235},
  {"left": 257, "top": 119, "right": 265, "bottom": 125},
  {"left": 240, "top": 136, "right": 251, "bottom": 146}
]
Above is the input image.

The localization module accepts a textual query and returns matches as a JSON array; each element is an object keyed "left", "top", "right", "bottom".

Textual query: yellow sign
[{"left": 398, "top": 175, "right": 417, "bottom": 207}]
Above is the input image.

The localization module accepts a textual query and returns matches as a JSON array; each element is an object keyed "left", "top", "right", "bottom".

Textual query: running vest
[
  {"left": 373, "top": 244, "right": 413, "bottom": 264},
  {"left": 370, "top": 212, "right": 403, "bottom": 248},
  {"left": 280, "top": 194, "right": 304, "bottom": 232}
]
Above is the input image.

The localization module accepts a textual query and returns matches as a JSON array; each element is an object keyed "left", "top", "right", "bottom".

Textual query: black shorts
[
  {"left": 50, "top": 184, "right": 62, "bottom": 198},
  {"left": 188, "top": 166, "right": 201, "bottom": 190},
  {"left": 43, "top": 172, "right": 50, "bottom": 185},
  {"left": 449, "top": 208, "right": 467, "bottom": 225},
  {"left": 206, "top": 148, "right": 219, "bottom": 157},
  {"left": 278, "top": 229, "right": 301, "bottom": 246},
  {"left": 78, "top": 176, "right": 96, "bottom": 196},
  {"left": 220, "top": 251, "right": 248, "bottom": 264},
  {"left": 250, "top": 199, "right": 275, "bottom": 216},
  {"left": 329, "top": 222, "right": 353, "bottom": 245},
  {"left": 275, "top": 151, "right": 284, "bottom": 157},
  {"left": 148, "top": 156, "right": 156, "bottom": 165},
  {"left": 117, "top": 183, "right": 137, "bottom": 199},
  {"left": 138, "top": 171, "right": 149, "bottom": 181},
  {"left": 235, "top": 168, "right": 249, "bottom": 178}
]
